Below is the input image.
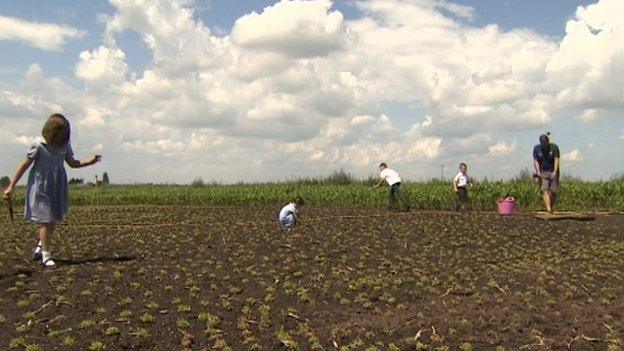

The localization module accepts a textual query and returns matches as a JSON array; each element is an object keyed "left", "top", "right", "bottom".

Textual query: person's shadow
[
  {"left": 54, "top": 255, "right": 138, "bottom": 265},
  {"left": 0, "top": 255, "right": 139, "bottom": 281}
]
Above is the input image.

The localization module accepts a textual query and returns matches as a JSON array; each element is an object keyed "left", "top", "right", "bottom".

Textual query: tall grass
[{"left": 7, "top": 179, "right": 624, "bottom": 212}]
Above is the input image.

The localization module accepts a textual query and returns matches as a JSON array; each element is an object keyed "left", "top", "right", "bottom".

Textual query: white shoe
[{"left": 41, "top": 251, "right": 55, "bottom": 267}]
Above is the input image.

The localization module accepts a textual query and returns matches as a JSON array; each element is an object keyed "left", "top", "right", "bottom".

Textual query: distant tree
[
  {"left": 325, "top": 168, "right": 355, "bottom": 185},
  {"left": 0, "top": 176, "right": 10, "bottom": 188},
  {"left": 560, "top": 172, "right": 584, "bottom": 182},
  {"left": 610, "top": 172, "right": 624, "bottom": 183},
  {"left": 191, "top": 177, "right": 205, "bottom": 187},
  {"left": 102, "top": 172, "right": 110, "bottom": 185},
  {"left": 513, "top": 168, "right": 533, "bottom": 182},
  {"left": 68, "top": 178, "right": 84, "bottom": 185}
]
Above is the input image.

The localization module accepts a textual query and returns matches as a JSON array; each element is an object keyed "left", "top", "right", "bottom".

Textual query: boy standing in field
[
  {"left": 279, "top": 196, "right": 304, "bottom": 229},
  {"left": 533, "top": 133, "right": 560, "bottom": 213},
  {"left": 373, "top": 163, "right": 410, "bottom": 212},
  {"left": 453, "top": 163, "right": 473, "bottom": 212}
]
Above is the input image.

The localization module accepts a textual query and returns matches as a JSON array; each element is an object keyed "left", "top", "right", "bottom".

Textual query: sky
[{"left": 0, "top": 0, "right": 622, "bottom": 183}]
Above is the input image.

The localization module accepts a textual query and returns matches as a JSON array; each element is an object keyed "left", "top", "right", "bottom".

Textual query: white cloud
[
  {"left": 350, "top": 0, "right": 557, "bottom": 137},
  {"left": 104, "top": 0, "right": 556, "bottom": 152},
  {"left": 231, "top": 0, "right": 347, "bottom": 58},
  {"left": 104, "top": 0, "right": 229, "bottom": 74},
  {"left": 1, "top": 64, "right": 84, "bottom": 120},
  {"left": 580, "top": 109, "right": 600, "bottom": 122},
  {"left": 488, "top": 141, "right": 517, "bottom": 156},
  {"left": 562, "top": 149, "right": 584, "bottom": 162},
  {"left": 79, "top": 108, "right": 107, "bottom": 129},
  {"left": 0, "top": 14, "right": 84, "bottom": 51},
  {"left": 436, "top": 1, "right": 475, "bottom": 21},
  {"left": 75, "top": 46, "right": 129, "bottom": 89},
  {"left": 91, "top": 143, "right": 104, "bottom": 152},
  {"left": 620, "top": 131, "right": 624, "bottom": 141},
  {"left": 2, "top": 0, "right": 623, "bottom": 182},
  {"left": 350, "top": 115, "right": 375, "bottom": 126},
  {"left": 14, "top": 135, "right": 40, "bottom": 146},
  {"left": 445, "top": 134, "right": 491, "bottom": 156},
  {"left": 0, "top": 90, "right": 35, "bottom": 119},
  {"left": 408, "top": 138, "right": 442, "bottom": 159},
  {"left": 546, "top": 0, "right": 624, "bottom": 115}
]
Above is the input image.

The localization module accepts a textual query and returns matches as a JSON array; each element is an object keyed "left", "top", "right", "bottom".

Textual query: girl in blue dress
[{"left": 3, "top": 114, "right": 101, "bottom": 267}]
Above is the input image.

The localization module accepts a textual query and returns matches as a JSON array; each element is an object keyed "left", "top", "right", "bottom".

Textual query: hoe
[{"left": 5, "top": 196, "right": 14, "bottom": 223}]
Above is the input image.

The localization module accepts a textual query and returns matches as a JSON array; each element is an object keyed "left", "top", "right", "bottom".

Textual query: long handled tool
[
  {"left": 88, "top": 175, "right": 100, "bottom": 217},
  {"left": 6, "top": 196, "right": 14, "bottom": 223}
]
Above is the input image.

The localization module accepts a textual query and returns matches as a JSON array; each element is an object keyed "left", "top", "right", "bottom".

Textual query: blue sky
[{"left": 0, "top": 0, "right": 622, "bottom": 183}]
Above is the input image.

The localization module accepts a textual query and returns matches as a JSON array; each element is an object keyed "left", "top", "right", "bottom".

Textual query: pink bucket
[{"left": 498, "top": 197, "right": 516, "bottom": 216}]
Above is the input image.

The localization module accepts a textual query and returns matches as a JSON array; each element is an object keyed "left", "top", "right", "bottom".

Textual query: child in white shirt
[
  {"left": 279, "top": 196, "right": 304, "bottom": 229},
  {"left": 374, "top": 162, "right": 410, "bottom": 212},
  {"left": 453, "top": 163, "right": 473, "bottom": 211}
]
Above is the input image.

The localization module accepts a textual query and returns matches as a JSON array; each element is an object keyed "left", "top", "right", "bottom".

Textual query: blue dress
[{"left": 24, "top": 141, "right": 73, "bottom": 223}]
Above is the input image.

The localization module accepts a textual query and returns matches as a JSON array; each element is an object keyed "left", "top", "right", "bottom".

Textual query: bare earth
[{"left": 1, "top": 206, "right": 623, "bottom": 350}]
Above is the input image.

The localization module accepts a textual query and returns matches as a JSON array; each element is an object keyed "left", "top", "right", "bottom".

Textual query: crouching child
[{"left": 279, "top": 196, "right": 304, "bottom": 229}]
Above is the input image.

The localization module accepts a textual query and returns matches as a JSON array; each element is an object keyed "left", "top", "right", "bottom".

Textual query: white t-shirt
[
  {"left": 380, "top": 168, "right": 402, "bottom": 186},
  {"left": 279, "top": 203, "right": 297, "bottom": 220},
  {"left": 454, "top": 172, "right": 470, "bottom": 187}
]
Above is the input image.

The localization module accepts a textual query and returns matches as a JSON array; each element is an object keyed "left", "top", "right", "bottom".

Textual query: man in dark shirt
[{"left": 533, "top": 134, "right": 560, "bottom": 213}]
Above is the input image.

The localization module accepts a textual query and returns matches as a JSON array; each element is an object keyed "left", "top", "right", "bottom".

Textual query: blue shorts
[{"left": 280, "top": 214, "right": 295, "bottom": 228}]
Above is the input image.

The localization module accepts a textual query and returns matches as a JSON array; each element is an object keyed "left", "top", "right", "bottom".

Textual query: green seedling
[
  {"left": 105, "top": 326, "right": 120, "bottom": 336},
  {"left": 9, "top": 337, "right": 25, "bottom": 349},
  {"left": 177, "top": 318, "right": 190, "bottom": 329},
  {"left": 80, "top": 320, "right": 96, "bottom": 329},
  {"left": 119, "top": 310, "right": 132, "bottom": 319},
  {"left": 132, "top": 328, "right": 149, "bottom": 340},
  {"left": 62, "top": 336, "right": 76, "bottom": 346},
  {"left": 177, "top": 304, "right": 192, "bottom": 313},
  {"left": 88, "top": 341, "right": 105, "bottom": 351},
  {"left": 140, "top": 313, "right": 155, "bottom": 323}
]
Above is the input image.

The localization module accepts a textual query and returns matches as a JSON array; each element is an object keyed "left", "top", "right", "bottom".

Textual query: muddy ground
[{"left": 1, "top": 206, "right": 623, "bottom": 350}]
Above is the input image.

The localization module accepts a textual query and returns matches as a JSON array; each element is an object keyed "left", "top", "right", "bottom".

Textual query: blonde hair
[{"left": 42, "top": 113, "right": 70, "bottom": 145}]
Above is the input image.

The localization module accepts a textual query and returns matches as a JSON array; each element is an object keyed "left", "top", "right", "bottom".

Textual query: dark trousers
[
  {"left": 388, "top": 182, "right": 410, "bottom": 211},
  {"left": 456, "top": 186, "right": 469, "bottom": 211}
]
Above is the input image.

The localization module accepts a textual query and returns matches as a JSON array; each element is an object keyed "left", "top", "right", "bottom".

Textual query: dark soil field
[{"left": 1, "top": 206, "right": 623, "bottom": 350}]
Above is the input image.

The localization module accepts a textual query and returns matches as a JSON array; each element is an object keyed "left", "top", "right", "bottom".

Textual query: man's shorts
[{"left": 540, "top": 172, "right": 558, "bottom": 194}]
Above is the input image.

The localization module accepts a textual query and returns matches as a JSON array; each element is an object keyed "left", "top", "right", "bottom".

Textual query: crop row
[{"left": 5, "top": 180, "right": 624, "bottom": 212}]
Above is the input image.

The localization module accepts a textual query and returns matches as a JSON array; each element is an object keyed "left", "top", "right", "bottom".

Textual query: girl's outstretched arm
[
  {"left": 3, "top": 157, "right": 34, "bottom": 200},
  {"left": 66, "top": 154, "right": 102, "bottom": 169}
]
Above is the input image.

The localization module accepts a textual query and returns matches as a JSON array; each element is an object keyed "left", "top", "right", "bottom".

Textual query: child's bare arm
[
  {"left": 3, "top": 157, "right": 34, "bottom": 199},
  {"left": 373, "top": 178, "right": 385, "bottom": 188},
  {"left": 66, "top": 154, "right": 102, "bottom": 169}
]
